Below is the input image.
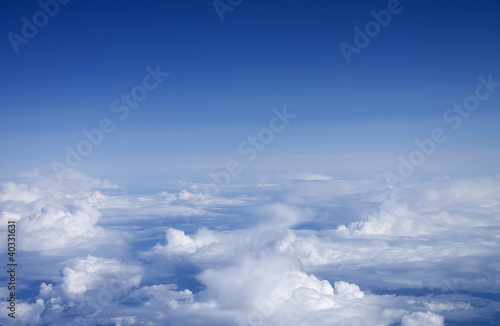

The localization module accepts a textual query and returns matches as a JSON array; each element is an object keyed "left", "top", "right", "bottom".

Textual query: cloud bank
[{"left": 0, "top": 173, "right": 499, "bottom": 325}]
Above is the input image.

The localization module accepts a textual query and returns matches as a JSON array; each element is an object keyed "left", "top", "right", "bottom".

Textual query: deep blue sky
[{"left": 1, "top": 0, "right": 499, "bottom": 187}]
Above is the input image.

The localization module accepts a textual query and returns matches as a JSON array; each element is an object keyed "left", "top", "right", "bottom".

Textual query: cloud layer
[{"left": 1, "top": 173, "right": 499, "bottom": 325}]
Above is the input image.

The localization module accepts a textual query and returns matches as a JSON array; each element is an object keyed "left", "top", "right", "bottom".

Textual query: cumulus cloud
[
  {"left": 140, "top": 201, "right": 459, "bottom": 326},
  {"left": 347, "top": 198, "right": 440, "bottom": 237},
  {"left": 0, "top": 174, "right": 127, "bottom": 254},
  {"left": 195, "top": 252, "right": 421, "bottom": 326},
  {"left": 13, "top": 299, "right": 45, "bottom": 326},
  {"left": 0, "top": 211, "right": 22, "bottom": 225},
  {"left": 62, "top": 255, "right": 142, "bottom": 298},
  {"left": 39, "top": 283, "right": 55, "bottom": 298},
  {"left": 1, "top": 173, "right": 499, "bottom": 325},
  {"left": 152, "top": 228, "right": 219, "bottom": 255},
  {"left": 316, "top": 176, "right": 500, "bottom": 239},
  {"left": 0, "top": 294, "right": 45, "bottom": 326},
  {"left": 334, "top": 281, "right": 364, "bottom": 299},
  {"left": 19, "top": 200, "right": 106, "bottom": 251},
  {"left": 0, "top": 181, "right": 41, "bottom": 203},
  {"left": 401, "top": 311, "right": 444, "bottom": 326}
]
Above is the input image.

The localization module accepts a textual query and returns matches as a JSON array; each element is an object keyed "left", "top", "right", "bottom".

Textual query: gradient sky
[
  {"left": 2, "top": 2, "right": 500, "bottom": 325},
  {"left": 1, "top": 0, "right": 500, "bottom": 188}
]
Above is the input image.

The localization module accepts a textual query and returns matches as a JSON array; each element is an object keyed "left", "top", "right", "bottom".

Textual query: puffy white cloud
[
  {"left": 14, "top": 299, "right": 45, "bottom": 326},
  {"left": 152, "top": 228, "right": 219, "bottom": 255},
  {"left": 325, "top": 176, "right": 500, "bottom": 238},
  {"left": 0, "top": 211, "right": 21, "bottom": 225},
  {"left": 141, "top": 205, "right": 449, "bottom": 325},
  {"left": 198, "top": 255, "right": 334, "bottom": 310},
  {"left": 401, "top": 311, "right": 444, "bottom": 326},
  {"left": 334, "top": 281, "right": 364, "bottom": 300},
  {"left": 62, "top": 255, "right": 142, "bottom": 298},
  {"left": 0, "top": 298, "right": 45, "bottom": 326},
  {"left": 0, "top": 175, "right": 126, "bottom": 254},
  {"left": 39, "top": 283, "right": 54, "bottom": 298},
  {"left": 347, "top": 198, "right": 441, "bottom": 237},
  {"left": 1, "top": 173, "right": 499, "bottom": 325},
  {"left": 19, "top": 200, "right": 106, "bottom": 251},
  {"left": 138, "top": 180, "right": 499, "bottom": 323},
  {"left": 0, "top": 181, "right": 41, "bottom": 203}
]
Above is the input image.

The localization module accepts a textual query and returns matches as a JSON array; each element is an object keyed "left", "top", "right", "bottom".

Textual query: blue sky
[
  {"left": 1, "top": 1, "right": 500, "bottom": 325},
  {"left": 1, "top": 0, "right": 500, "bottom": 188}
]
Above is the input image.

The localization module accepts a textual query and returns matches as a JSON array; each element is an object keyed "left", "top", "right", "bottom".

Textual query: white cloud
[
  {"left": 1, "top": 173, "right": 499, "bottom": 325},
  {"left": 0, "top": 298, "right": 45, "bottom": 326},
  {"left": 0, "top": 181, "right": 41, "bottom": 203},
  {"left": 333, "top": 281, "right": 364, "bottom": 300},
  {"left": 140, "top": 200, "right": 456, "bottom": 325},
  {"left": 39, "top": 283, "right": 54, "bottom": 298},
  {"left": 152, "top": 228, "right": 219, "bottom": 255},
  {"left": 401, "top": 311, "right": 444, "bottom": 326},
  {"left": 15, "top": 299, "right": 45, "bottom": 325},
  {"left": 0, "top": 175, "right": 127, "bottom": 254},
  {"left": 0, "top": 211, "right": 22, "bottom": 225},
  {"left": 62, "top": 255, "right": 142, "bottom": 298},
  {"left": 19, "top": 200, "right": 107, "bottom": 251}
]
